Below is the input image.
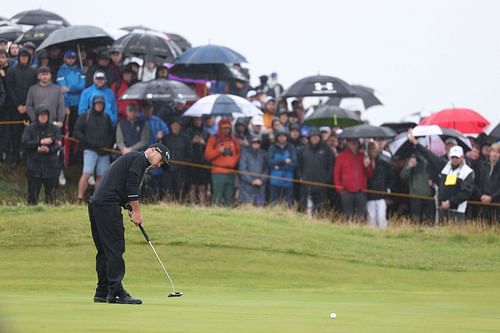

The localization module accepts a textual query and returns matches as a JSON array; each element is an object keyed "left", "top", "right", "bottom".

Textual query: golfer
[{"left": 88, "top": 143, "right": 170, "bottom": 304}]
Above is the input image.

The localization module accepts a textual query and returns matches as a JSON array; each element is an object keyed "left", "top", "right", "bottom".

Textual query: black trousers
[
  {"left": 27, "top": 176, "right": 58, "bottom": 205},
  {"left": 409, "top": 198, "right": 435, "bottom": 224},
  {"left": 299, "top": 185, "right": 328, "bottom": 214},
  {"left": 88, "top": 203, "right": 125, "bottom": 298},
  {"left": 340, "top": 191, "right": 367, "bottom": 219}
]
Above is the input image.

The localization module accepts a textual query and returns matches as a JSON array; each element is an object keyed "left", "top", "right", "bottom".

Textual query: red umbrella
[{"left": 420, "top": 108, "right": 490, "bottom": 134}]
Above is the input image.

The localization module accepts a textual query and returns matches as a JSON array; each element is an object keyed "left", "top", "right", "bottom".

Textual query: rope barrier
[{"left": 1, "top": 120, "right": 500, "bottom": 208}]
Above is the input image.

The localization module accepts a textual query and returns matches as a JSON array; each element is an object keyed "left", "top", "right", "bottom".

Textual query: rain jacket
[
  {"left": 5, "top": 53, "right": 36, "bottom": 109},
  {"left": 334, "top": 149, "right": 373, "bottom": 193},
  {"left": 56, "top": 63, "right": 86, "bottom": 107},
  {"left": 239, "top": 146, "right": 267, "bottom": 204},
  {"left": 268, "top": 142, "right": 297, "bottom": 188},
  {"left": 78, "top": 84, "right": 118, "bottom": 125},
  {"left": 204, "top": 119, "right": 240, "bottom": 174},
  {"left": 21, "top": 109, "right": 61, "bottom": 178},
  {"left": 73, "top": 102, "right": 115, "bottom": 155}
]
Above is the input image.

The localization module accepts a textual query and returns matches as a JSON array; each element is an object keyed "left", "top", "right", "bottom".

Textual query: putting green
[{"left": 0, "top": 205, "right": 499, "bottom": 333}]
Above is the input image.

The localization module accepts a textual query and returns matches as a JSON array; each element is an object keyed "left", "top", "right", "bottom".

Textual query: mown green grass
[{"left": 0, "top": 205, "right": 499, "bottom": 333}]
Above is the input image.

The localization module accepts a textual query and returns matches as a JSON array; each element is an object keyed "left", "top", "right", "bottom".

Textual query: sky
[{"left": 5, "top": 0, "right": 500, "bottom": 125}]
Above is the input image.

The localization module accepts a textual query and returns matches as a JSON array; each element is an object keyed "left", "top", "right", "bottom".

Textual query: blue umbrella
[{"left": 174, "top": 44, "right": 247, "bottom": 64}]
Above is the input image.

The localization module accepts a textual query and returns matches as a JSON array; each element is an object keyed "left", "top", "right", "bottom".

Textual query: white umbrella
[{"left": 184, "top": 94, "right": 262, "bottom": 118}]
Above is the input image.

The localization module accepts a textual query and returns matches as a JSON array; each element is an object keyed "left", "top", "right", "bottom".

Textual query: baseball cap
[
  {"left": 246, "top": 90, "right": 257, "bottom": 98},
  {"left": 320, "top": 126, "right": 331, "bottom": 133},
  {"left": 449, "top": 146, "right": 464, "bottom": 158},
  {"left": 250, "top": 134, "right": 262, "bottom": 143},
  {"left": 150, "top": 143, "right": 171, "bottom": 166},
  {"left": 250, "top": 116, "right": 264, "bottom": 126},
  {"left": 92, "top": 95, "right": 105, "bottom": 105},
  {"left": 93, "top": 71, "right": 106, "bottom": 80},
  {"left": 64, "top": 50, "right": 76, "bottom": 58},
  {"left": 309, "top": 127, "right": 321, "bottom": 138}
]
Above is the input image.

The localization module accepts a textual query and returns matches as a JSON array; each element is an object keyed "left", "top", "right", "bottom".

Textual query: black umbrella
[
  {"left": 120, "top": 25, "right": 155, "bottom": 32},
  {"left": 380, "top": 122, "right": 417, "bottom": 134},
  {"left": 327, "top": 84, "right": 383, "bottom": 109},
  {"left": 16, "top": 24, "right": 63, "bottom": 47},
  {"left": 112, "top": 31, "right": 182, "bottom": 63},
  {"left": 37, "top": 25, "right": 114, "bottom": 51},
  {"left": 165, "top": 33, "right": 191, "bottom": 52},
  {"left": 485, "top": 123, "right": 500, "bottom": 143},
  {"left": 282, "top": 75, "right": 357, "bottom": 98},
  {"left": 120, "top": 79, "right": 199, "bottom": 102},
  {"left": 338, "top": 124, "right": 396, "bottom": 139},
  {"left": 10, "top": 9, "right": 70, "bottom": 27},
  {"left": 0, "top": 25, "right": 23, "bottom": 42},
  {"left": 304, "top": 105, "right": 361, "bottom": 128}
]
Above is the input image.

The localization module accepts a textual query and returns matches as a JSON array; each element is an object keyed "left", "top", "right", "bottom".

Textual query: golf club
[
  {"left": 126, "top": 204, "right": 183, "bottom": 297},
  {"left": 138, "top": 224, "right": 183, "bottom": 298}
]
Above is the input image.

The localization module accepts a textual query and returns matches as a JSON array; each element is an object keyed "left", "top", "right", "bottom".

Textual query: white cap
[
  {"left": 251, "top": 100, "right": 262, "bottom": 109},
  {"left": 246, "top": 90, "right": 257, "bottom": 98},
  {"left": 449, "top": 145, "right": 464, "bottom": 158},
  {"left": 250, "top": 115, "right": 264, "bottom": 126},
  {"left": 319, "top": 126, "right": 331, "bottom": 133}
]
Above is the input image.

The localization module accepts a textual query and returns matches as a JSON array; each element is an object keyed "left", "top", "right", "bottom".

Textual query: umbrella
[
  {"left": 120, "top": 25, "right": 155, "bottom": 32},
  {"left": 165, "top": 33, "right": 191, "bottom": 52},
  {"left": 420, "top": 108, "right": 490, "bottom": 135},
  {"left": 184, "top": 94, "right": 262, "bottom": 118},
  {"left": 303, "top": 105, "right": 361, "bottom": 128},
  {"left": 112, "top": 31, "right": 182, "bottom": 63},
  {"left": 380, "top": 122, "right": 417, "bottom": 134},
  {"left": 483, "top": 122, "right": 500, "bottom": 143},
  {"left": 282, "top": 75, "right": 357, "bottom": 98},
  {"left": 338, "top": 124, "right": 396, "bottom": 139},
  {"left": 327, "top": 84, "right": 383, "bottom": 109},
  {"left": 15, "top": 24, "right": 63, "bottom": 47},
  {"left": 174, "top": 44, "right": 247, "bottom": 64},
  {"left": 120, "top": 79, "right": 199, "bottom": 102},
  {"left": 10, "top": 9, "right": 70, "bottom": 27},
  {"left": 0, "top": 25, "right": 23, "bottom": 42},
  {"left": 388, "top": 125, "right": 472, "bottom": 157},
  {"left": 170, "top": 63, "right": 248, "bottom": 81},
  {"left": 37, "top": 25, "right": 114, "bottom": 51}
]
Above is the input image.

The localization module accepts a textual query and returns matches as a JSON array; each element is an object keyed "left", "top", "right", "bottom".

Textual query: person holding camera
[{"left": 204, "top": 119, "right": 240, "bottom": 206}]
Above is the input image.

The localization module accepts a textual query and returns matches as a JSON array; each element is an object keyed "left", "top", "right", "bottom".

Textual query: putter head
[{"left": 168, "top": 291, "right": 183, "bottom": 297}]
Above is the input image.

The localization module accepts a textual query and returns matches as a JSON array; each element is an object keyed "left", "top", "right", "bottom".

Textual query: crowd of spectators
[{"left": 0, "top": 38, "right": 499, "bottom": 226}]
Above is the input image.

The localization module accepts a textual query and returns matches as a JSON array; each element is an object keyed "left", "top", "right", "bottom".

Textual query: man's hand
[
  {"left": 60, "top": 86, "right": 70, "bottom": 93},
  {"left": 252, "top": 179, "right": 262, "bottom": 186},
  {"left": 64, "top": 107, "right": 71, "bottom": 115},
  {"left": 408, "top": 157, "right": 417, "bottom": 168},
  {"left": 40, "top": 137, "right": 53, "bottom": 145},
  {"left": 363, "top": 156, "right": 370, "bottom": 168},
  {"left": 481, "top": 195, "right": 492, "bottom": 203},
  {"left": 130, "top": 210, "right": 143, "bottom": 225},
  {"left": 285, "top": 158, "right": 291, "bottom": 164},
  {"left": 37, "top": 146, "right": 49, "bottom": 153},
  {"left": 408, "top": 128, "right": 417, "bottom": 145},
  {"left": 156, "top": 130, "right": 163, "bottom": 140},
  {"left": 120, "top": 147, "right": 130, "bottom": 155}
]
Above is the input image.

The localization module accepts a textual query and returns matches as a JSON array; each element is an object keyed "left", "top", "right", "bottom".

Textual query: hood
[
  {"left": 217, "top": 118, "right": 233, "bottom": 137},
  {"left": 35, "top": 105, "right": 50, "bottom": 124}
]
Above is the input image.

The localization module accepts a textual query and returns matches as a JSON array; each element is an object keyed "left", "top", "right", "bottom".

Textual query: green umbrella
[{"left": 304, "top": 105, "right": 361, "bottom": 128}]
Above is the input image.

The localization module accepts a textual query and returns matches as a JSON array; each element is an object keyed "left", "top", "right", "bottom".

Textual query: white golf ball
[{"left": 330, "top": 312, "right": 337, "bottom": 319}]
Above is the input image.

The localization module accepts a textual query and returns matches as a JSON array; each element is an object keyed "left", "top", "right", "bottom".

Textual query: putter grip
[{"left": 139, "top": 224, "right": 150, "bottom": 242}]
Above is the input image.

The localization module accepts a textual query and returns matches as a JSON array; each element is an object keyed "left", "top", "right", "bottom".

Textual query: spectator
[
  {"left": 288, "top": 124, "right": 302, "bottom": 148},
  {"left": 57, "top": 50, "right": 86, "bottom": 136},
  {"left": 334, "top": 138, "right": 373, "bottom": 219},
  {"left": 400, "top": 152, "right": 436, "bottom": 224},
  {"left": 47, "top": 46, "right": 63, "bottom": 80},
  {"left": 185, "top": 117, "right": 210, "bottom": 205},
  {"left": 248, "top": 115, "right": 271, "bottom": 150},
  {"left": 0, "top": 49, "right": 9, "bottom": 164},
  {"left": 86, "top": 51, "right": 115, "bottom": 87},
  {"left": 267, "top": 72, "right": 284, "bottom": 100},
  {"left": 0, "top": 39, "right": 8, "bottom": 52},
  {"left": 111, "top": 65, "right": 135, "bottom": 121},
  {"left": 5, "top": 47, "right": 37, "bottom": 168},
  {"left": 262, "top": 97, "right": 277, "bottom": 130},
  {"left": 234, "top": 118, "right": 249, "bottom": 148},
  {"left": 268, "top": 128, "right": 297, "bottom": 205},
  {"left": 8, "top": 42, "right": 19, "bottom": 66},
  {"left": 161, "top": 118, "right": 192, "bottom": 201},
  {"left": 109, "top": 49, "right": 122, "bottom": 85},
  {"left": 277, "top": 110, "right": 289, "bottom": 128},
  {"left": 73, "top": 96, "right": 114, "bottom": 203},
  {"left": 204, "top": 118, "right": 240, "bottom": 206},
  {"left": 320, "top": 127, "right": 331, "bottom": 143},
  {"left": 473, "top": 143, "right": 500, "bottom": 224},
  {"left": 288, "top": 110, "right": 300, "bottom": 126},
  {"left": 409, "top": 131, "right": 474, "bottom": 223},
  {"left": 155, "top": 64, "right": 169, "bottom": 79},
  {"left": 36, "top": 50, "right": 50, "bottom": 73},
  {"left": 79, "top": 71, "right": 118, "bottom": 125},
  {"left": 239, "top": 134, "right": 267, "bottom": 206},
  {"left": 297, "top": 127, "right": 333, "bottom": 215},
  {"left": 366, "top": 141, "right": 395, "bottom": 228},
  {"left": 26, "top": 66, "right": 65, "bottom": 125},
  {"left": 116, "top": 104, "right": 150, "bottom": 154},
  {"left": 140, "top": 57, "right": 157, "bottom": 82},
  {"left": 291, "top": 100, "right": 305, "bottom": 124},
  {"left": 21, "top": 106, "right": 61, "bottom": 205}
]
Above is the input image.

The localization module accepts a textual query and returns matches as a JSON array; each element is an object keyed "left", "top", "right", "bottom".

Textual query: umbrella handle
[{"left": 77, "top": 44, "right": 83, "bottom": 70}]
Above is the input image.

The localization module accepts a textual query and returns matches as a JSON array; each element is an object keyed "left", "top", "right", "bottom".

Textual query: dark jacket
[
  {"left": 74, "top": 108, "right": 115, "bottom": 155},
  {"left": 473, "top": 160, "right": 500, "bottom": 202},
  {"left": 161, "top": 132, "right": 193, "bottom": 172},
  {"left": 5, "top": 56, "right": 37, "bottom": 108},
  {"left": 367, "top": 154, "right": 396, "bottom": 200},
  {"left": 297, "top": 141, "right": 333, "bottom": 184},
  {"left": 21, "top": 117, "right": 61, "bottom": 178}
]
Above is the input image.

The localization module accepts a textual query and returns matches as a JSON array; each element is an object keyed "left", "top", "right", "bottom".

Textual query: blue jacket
[
  {"left": 268, "top": 143, "right": 297, "bottom": 188},
  {"left": 78, "top": 85, "right": 118, "bottom": 125},
  {"left": 57, "top": 64, "right": 86, "bottom": 107},
  {"left": 140, "top": 114, "right": 170, "bottom": 146}
]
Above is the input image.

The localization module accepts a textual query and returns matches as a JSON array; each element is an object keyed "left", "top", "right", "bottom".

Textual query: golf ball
[{"left": 330, "top": 312, "right": 337, "bottom": 319}]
